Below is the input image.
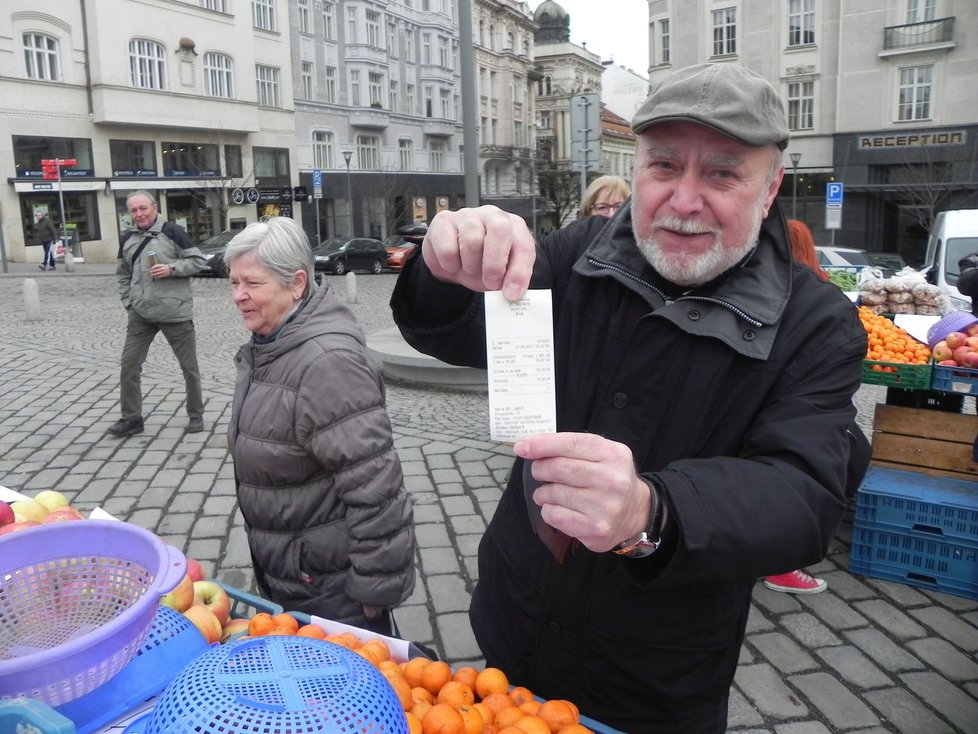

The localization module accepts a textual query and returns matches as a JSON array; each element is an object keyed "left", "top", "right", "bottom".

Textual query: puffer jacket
[
  {"left": 957, "top": 252, "right": 978, "bottom": 315},
  {"left": 391, "top": 203, "right": 866, "bottom": 733},
  {"left": 116, "top": 214, "right": 205, "bottom": 322},
  {"left": 229, "top": 281, "right": 416, "bottom": 627},
  {"left": 32, "top": 216, "right": 59, "bottom": 245}
]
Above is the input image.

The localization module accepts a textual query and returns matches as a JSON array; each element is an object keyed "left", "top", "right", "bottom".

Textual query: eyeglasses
[{"left": 591, "top": 202, "right": 624, "bottom": 215}]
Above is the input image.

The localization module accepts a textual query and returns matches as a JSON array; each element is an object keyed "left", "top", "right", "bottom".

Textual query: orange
[
  {"left": 497, "top": 728, "right": 527, "bottom": 734},
  {"left": 481, "top": 692, "right": 517, "bottom": 716},
  {"left": 412, "top": 687, "right": 435, "bottom": 706},
  {"left": 325, "top": 631, "right": 359, "bottom": 650},
  {"left": 437, "top": 680, "right": 475, "bottom": 708},
  {"left": 518, "top": 700, "right": 541, "bottom": 716},
  {"left": 421, "top": 703, "right": 465, "bottom": 734},
  {"left": 537, "top": 701, "right": 577, "bottom": 733},
  {"left": 493, "top": 707, "right": 525, "bottom": 729},
  {"left": 556, "top": 726, "right": 593, "bottom": 734},
  {"left": 271, "top": 612, "right": 299, "bottom": 634},
  {"left": 354, "top": 646, "right": 381, "bottom": 666},
  {"left": 475, "top": 667, "right": 510, "bottom": 700},
  {"left": 457, "top": 705, "right": 484, "bottom": 734},
  {"left": 403, "top": 657, "right": 432, "bottom": 689},
  {"left": 411, "top": 700, "right": 433, "bottom": 723},
  {"left": 296, "top": 624, "right": 326, "bottom": 639},
  {"left": 508, "top": 686, "right": 534, "bottom": 707},
  {"left": 267, "top": 625, "right": 296, "bottom": 635},
  {"left": 514, "top": 716, "right": 550, "bottom": 734},
  {"left": 405, "top": 711, "right": 423, "bottom": 734},
  {"left": 421, "top": 660, "right": 453, "bottom": 695},
  {"left": 472, "top": 701, "right": 494, "bottom": 726},
  {"left": 453, "top": 665, "right": 479, "bottom": 692},
  {"left": 378, "top": 660, "right": 402, "bottom": 677},
  {"left": 387, "top": 674, "right": 415, "bottom": 711},
  {"left": 361, "top": 638, "right": 391, "bottom": 662},
  {"left": 247, "top": 612, "right": 276, "bottom": 637}
]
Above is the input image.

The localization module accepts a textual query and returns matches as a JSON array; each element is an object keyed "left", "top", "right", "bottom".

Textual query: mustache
[{"left": 651, "top": 216, "right": 720, "bottom": 237}]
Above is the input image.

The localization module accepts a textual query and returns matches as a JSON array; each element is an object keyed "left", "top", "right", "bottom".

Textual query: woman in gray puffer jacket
[{"left": 225, "top": 217, "right": 415, "bottom": 635}]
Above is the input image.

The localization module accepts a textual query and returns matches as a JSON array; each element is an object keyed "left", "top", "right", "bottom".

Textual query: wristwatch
[{"left": 613, "top": 479, "right": 663, "bottom": 558}]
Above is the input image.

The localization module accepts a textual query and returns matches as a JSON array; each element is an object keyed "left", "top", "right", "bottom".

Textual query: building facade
[{"left": 646, "top": 0, "right": 978, "bottom": 264}]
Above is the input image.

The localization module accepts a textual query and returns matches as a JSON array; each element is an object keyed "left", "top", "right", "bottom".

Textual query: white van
[{"left": 923, "top": 209, "right": 978, "bottom": 312}]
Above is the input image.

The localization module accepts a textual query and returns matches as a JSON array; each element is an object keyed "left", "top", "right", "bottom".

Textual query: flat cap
[{"left": 631, "top": 63, "right": 790, "bottom": 150}]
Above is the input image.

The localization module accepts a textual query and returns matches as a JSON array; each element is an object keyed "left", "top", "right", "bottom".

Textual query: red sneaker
[{"left": 763, "top": 569, "right": 827, "bottom": 594}]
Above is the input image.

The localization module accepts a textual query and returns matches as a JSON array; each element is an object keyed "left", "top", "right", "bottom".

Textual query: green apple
[
  {"left": 34, "top": 490, "right": 70, "bottom": 511},
  {"left": 11, "top": 499, "right": 49, "bottom": 523}
]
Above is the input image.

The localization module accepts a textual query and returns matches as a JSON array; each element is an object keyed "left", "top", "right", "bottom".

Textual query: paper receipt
[{"left": 484, "top": 290, "right": 557, "bottom": 443}]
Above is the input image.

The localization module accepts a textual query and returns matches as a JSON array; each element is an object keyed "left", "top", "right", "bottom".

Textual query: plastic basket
[
  {"left": 926, "top": 310, "right": 978, "bottom": 348},
  {"left": 0, "top": 520, "right": 186, "bottom": 707},
  {"left": 861, "top": 359, "right": 932, "bottom": 389},
  {"left": 55, "top": 605, "right": 211, "bottom": 734},
  {"left": 123, "top": 636, "right": 408, "bottom": 734},
  {"left": 931, "top": 362, "right": 978, "bottom": 396}
]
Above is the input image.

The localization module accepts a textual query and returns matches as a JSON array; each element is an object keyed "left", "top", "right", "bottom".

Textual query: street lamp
[
  {"left": 342, "top": 150, "right": 353, "bottom": 236},
  {"left": 789, "top": 152, "right": 802, "bottom": 221}
]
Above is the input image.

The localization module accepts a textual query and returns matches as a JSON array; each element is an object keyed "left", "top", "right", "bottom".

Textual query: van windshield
[{"left": 946, "top": 236, "right": 978, "bottom": 285}]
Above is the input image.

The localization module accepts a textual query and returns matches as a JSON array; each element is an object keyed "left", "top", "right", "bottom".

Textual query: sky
[{"left": 547, "top": 0, "right": 650, "bottom": 76}]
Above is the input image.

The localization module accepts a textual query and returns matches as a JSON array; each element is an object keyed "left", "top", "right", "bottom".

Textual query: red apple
[
  {"left": 952, "top": 345, "right": 974, "bottom": 367},
  {"left": 932, "top": 341, "right": 953, "bottom": 362},
  {"left": 220, "top": 617, "right": 251, "bottom": 643},
  {"left": 192, "top": 580, "right": 232, "bottom": 627},
  {"left": 42, "top": 506, "right": 84, "bottom": 523},
  {"left": 183, "top": 604, "right": 223, "bottom": 644},
  {"left": 0, "top": 520, "right": 41, "bottom": 536},
  {"left": 0, "top": 501, "right": 14, "bottom": 528},
  {"left": 965, "top": 335, "right": 978, "bottom": 350},
  {"left": 159, "top": 573, "right": 195, "bottom": 612},
  {"left": 945, "top": 331, "right": 968, "bottom": 350},
  {"left": 938, "top": 359, "right": 959, "bottom": 366},
  {"left": 966, "top": 322, "right": 978, "bottom": 337},
  {"left": 961, "top": 350, "right": 978, "bottom": 369},
  {"left": 186, "top": 557, "right": 206, "bottom": 583}
]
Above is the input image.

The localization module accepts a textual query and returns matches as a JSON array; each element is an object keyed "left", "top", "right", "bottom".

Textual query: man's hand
[
  {"left": 514, "top": 433, "right": 654, "bottom": 553},
  {"left": 422, "top": 205, "right": 536, "bottom": 302},
  {"left": 150, "top": 263, "right": 172, "bottom": 279}
]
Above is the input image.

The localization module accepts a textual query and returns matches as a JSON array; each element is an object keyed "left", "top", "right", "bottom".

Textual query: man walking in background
[{"left": 33, "top": 211, "right": 59, "bottom": 271}]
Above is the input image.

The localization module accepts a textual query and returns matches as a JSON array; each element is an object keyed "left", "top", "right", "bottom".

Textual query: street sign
[
  {"left": 231, "top": 188, "right": 245, "bottom": 205},
  {"left": 826, "top": 182, "right": 844, "bottom": 206},
  {"left": 246, "top": 187, "right": 260, "bottom": 204},
  {"left": 570, "top": 93, "right": 601, "bottom": 172},
  {"left": 825, "top": 206, "right": 842, "bottom": 230},
  {"left": 313, "top": 168, "right": 323, "bottom": 199}
]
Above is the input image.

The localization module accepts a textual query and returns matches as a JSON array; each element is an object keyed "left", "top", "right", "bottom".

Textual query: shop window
[
  {"left": 225, "top": 145, "right": 243, "bottom": 178},
  {"left": 110, "top": 139, "right": 157, "bottom": 177},
  {"left": 162, "top": 142, "right": 220, "bottom": 176},
  {"left": 253, "top": 147, "right": 290, "bottom": 182},
  {"left": 14, "top": 135, "right": 93, "bottom": 178},
  {"left": 20, "top": 193, "right": 100, "bottom": 243}
]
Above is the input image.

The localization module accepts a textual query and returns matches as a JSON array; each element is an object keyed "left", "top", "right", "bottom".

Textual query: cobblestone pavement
[{"left": 1, "top": 263, "right": 975, "bottom": 733}]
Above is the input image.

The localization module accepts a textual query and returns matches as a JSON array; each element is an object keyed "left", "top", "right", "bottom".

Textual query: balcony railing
[{"left": 883, "top": 17, "right": 954, "bottom": 51}]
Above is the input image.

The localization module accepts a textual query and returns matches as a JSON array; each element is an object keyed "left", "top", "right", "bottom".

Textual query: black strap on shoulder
[{"left": 129, "top": 234, "right": 155, "bottom": 268}]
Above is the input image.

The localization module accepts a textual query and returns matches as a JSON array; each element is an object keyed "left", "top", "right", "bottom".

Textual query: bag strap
[{"left": 129, "top": 233, "right": 155, "bottom": 268}]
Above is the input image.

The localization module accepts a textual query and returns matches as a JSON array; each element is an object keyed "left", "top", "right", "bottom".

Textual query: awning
[{"left": 13, "top": 180, "right": 107, "bottom": 193}]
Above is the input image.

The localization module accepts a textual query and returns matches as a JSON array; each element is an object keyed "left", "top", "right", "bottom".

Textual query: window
[
  {"left": 256, "top": 65, "right": 281, "bottom": 107},
  {"left": 351, "top": 70, "right": 361, "bottom": 106},
  {"left": 787, "top": 80, "right": 814, "bottom": 130},
  {"left": 297, "top": 0, "right": 311, "bottom": 33},
  {"left": 425, "top": 86, "right": 433, "bottom": 117},
  {"left": 440, "top": 88, "right": 451, "bottom": 118},
  {"left": 429, "top": 141, "right": 446, "bottom": 172},
  {"left": 388, "top": 22, "right": 398, "bottom": 57},
  {"left": 323, "top": 2, "right": 335, "bottom": 40},
  {"left": 253, "top": 0, "right": 277, "bottom": 31},
  {"left": 438, "top": 36, "right": 450, "bottom": 67},
  {"left": 129, "top": 39, "right": 166, "bottom": 90},
  {"left": 489, "top": 71, "right": 497, "bottom": 99},
  {"left": 200, "top": 0, "right": 229, "bottom": 10},
  {"left": 369, "top": 72, "right": 383, "bottom": 106},
  {"left": 23, "top": 33, "right": 59, "bottom": 81},
  {"left": 313, "top": 130, "right": 334, "bottom": 169},
  {"left": 356, "top": 135, "right": 380, "bottom": 169},
  {"left": 512, "top": 74, "right": 524, "bottom": 104},
  {"left": 898, "top": 66, "right": 932, "bottom": 121},
  {"left": 390, "top": 80, "right": 399, "bottom": 111},
  {"left": 14, "top": 135, "right": 93, "bottom": 179},
  {"left": 347, "top": 7, "right": 358, "bottom": 43},
  {"left": 225, "top": 145, "right": 243, "bottom": 177},
  {"left": 423, "top": 33, "right": 432, "bottom": 64},
  {"left": 407, "top": 84, "right": 416, "bottom": 114},
  {"left": 538, "top": 111, "right": 551, "bottom": 129},
  {"left": 203, "top": 52, "right": 234, "bottom": 97},
  {"left": 399, "top": 139, "right": 413, "bottom": 170},
  {"left": 110, "top": 140, "right": 157, "bottom": 177},
  {"left": 301, "top": 61, "right": 314, "bottom": 98},
  {"left": 366, "top": 10, "right": 381, "bottom": 47},
  {"left": 537, "top": 75, "right": 551, "bottom": 96},
  {"left": 162, "top": 142, "right": 220, "bottom": 176},
  {"left": 660, "top": 20, "right": 670, "bottom": 64},
  {"left": 906, "top": 0, "right": 937, "bottom": 23},
  {"left": 254, "top": 147, "right": 290, "bottom": 179},
  {"left": 325, "top": 66, "right": 337, "bottom": 102},
  {"left": 513, "top": 120, "right": 524, "bottom": 148},
  {"left": 711, "top": 8, "right": 737, "bottom": 56},
  {"left": 788, "top": 0, "right": 815, "bottom": 47},
  {"left": 404, "top": 30, "right": 414, "bottom": 60}
]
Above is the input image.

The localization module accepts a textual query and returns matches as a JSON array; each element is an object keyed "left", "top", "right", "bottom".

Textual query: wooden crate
[{"left": 868, "top": 404, "right": 977, "bottom": 482}]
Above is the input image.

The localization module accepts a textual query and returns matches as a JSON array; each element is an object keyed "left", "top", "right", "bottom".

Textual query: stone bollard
[
  {"left": 23, "top": 278, "right": 42, "bottom": 321},
  {"left": 345, "top": 271, "right": 357, "bottom": 304},
  {"left": 64, "top": 251, "right": 75, "bottom": 272}
]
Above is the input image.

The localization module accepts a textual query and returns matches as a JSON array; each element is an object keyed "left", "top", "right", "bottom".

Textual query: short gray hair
[
  {"left": 223, "top": 217, "right": 315, "bottom": 298},
  {"left": 126, "top": 190, "right": 158, "bottom": 208}
]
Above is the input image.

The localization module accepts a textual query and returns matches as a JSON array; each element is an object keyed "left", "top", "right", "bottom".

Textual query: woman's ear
[{"left": 293, "top": 269, "right": 308, "bottom": 300}]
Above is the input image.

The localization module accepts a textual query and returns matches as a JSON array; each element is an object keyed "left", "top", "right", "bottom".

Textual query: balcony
[
  {"left": 422, "top": 118, "right": 460, "bottom": 137},
  {"left": 349, "top": 106, "right": 390, "bottom": 129},
  {"left": 880, "top": 17, "right": 955, "bottom": 57}
]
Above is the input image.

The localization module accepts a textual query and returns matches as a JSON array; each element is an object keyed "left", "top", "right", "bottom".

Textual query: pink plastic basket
[{"left": 0, "top": 520, "right": 186, "bottom": 707}]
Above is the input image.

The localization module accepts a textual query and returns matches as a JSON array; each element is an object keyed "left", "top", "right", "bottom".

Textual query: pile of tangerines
[
  {"left": 858, "top": 305, "right": 931, "bottom": 371},
  {"left": 240, "top": 612, "right": 593, "bottom": 734}
]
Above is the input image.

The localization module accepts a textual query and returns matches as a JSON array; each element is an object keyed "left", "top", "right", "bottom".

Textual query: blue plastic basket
[
  {"left": 123, "top": 635, "right": 408, "bottom": 734},
  {"left": 0, "top": 520, "right": 186, "bottom": 707}
]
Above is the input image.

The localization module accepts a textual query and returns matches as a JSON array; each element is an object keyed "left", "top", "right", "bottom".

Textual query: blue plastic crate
[
  {"left": 855, "top": 467, "right": 978, "bottom": 548},
  {"left": 931, "top": 362, "right": 978, "bottom": 396},
  {"left": 0, "top": 698, "right": 75, "bottom": 734},
  {"left": 848, "top": 524, "right": 978, "bottom": 600}
]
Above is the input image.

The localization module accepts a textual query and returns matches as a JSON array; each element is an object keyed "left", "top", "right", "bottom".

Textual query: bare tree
[
  {"left": 537, "top": 161, "right": 584, "bottom": 229},
  {"left": 890, "top": 136, "right": 978, "bottom": 232}
]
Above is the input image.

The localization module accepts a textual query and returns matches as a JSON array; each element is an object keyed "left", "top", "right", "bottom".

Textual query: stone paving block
[
  {"left": 920, "top": 588, "right": 978, "bottom": 612},
  {"left": 734, "top": 663, "right": 809, "bottom": 718},
  {"left": 448, "top": 513, "right": 486, "bottom": 536},
  {"left": 441, "top": 494, "right": 476, "bottom": 516},
  {"left": 413, "top": 502, "right": 448, "bottom": 524},
  {"left": 426, "top": 454, "right": 456, "bottom": 469},
  {"left": 799, "top": 590, "right": 869, "bottom": 630},
  {"left": 815, "top": 645, "right": 892, "bottom": 689},
  {"left": 422, "top": 440, "right": 460, "bottom": 455},
  {"left": 748, "top": 632, "right": 818, "bottom": 674},
  {"left": 414, "top": 522, "right": 452, "bottom": 548},
  {"left": 906, "top": 637, "right": 978, "bottom": 681},
  {"left": 752, "top": 584, "right": 804, "bottom": 614},
  {"left": 21, "top": 467, "right": 68, "bottom": 490},
  {"left": 844, "top": 628, "right": 925, "bottom": 673},
  {"left": 156, "top": 512, "right": 195, "bottom": 536},
  {"left": 436, "top": 611, "right": 482, "bottom": 663},
  {"left": 852, "top": 599, "right": 928, "bottom": 640},
  {"left": 455, "top": 533, "right": 482, "bottom": 557},
  {"left": 186, "top": 537, "right": 223, "bottom": 565},
  {"left": 221, "top": 528, "right": 253, "bottom": 569},
  {"left": 56, "top": 473, "right": 93, "bottom": 492},
  {"left": 773, "top": 722, "right": 833, "bottom": 734},
  {"left": 908, "top": 607, "right": 978, "bottom": 653},
  {"left": 201, "top": 495, "right": 237, "bottom": 516},
  {"left": 128, "top": 506, "right": 163, "bottom": 530},
  {"left": 745, "top": 603, "right": 775, "bottom": 634},
  {"left": 788, "top": 672, "right": 880, "bottom": 729},
  {"left": 394, "top": 603, "right": 433, "bottom": 648},
  {"left": 398, "top": 458, "right": 428, "bottom": 475},
  {"left": 899, "top": 671, "right": 978, "bottom": 733},
  {"left": 863, "top": 686, "right": 956, "bottom": 734},
  {"left": 726, "top": 685, "right": 764, "bottom": 728},
  {"left": 427, "top": 574, "right": 472, "bottom": 613},
  {"left": 419, "top": 547, "right": 464, "bottom": 576},
  {"left": 819, "top": 570, "right": 877, "bottom": 601},
  {"left": 404, "top": 474, "right": 435, "bottom": 493},
  {"left": 865, "top": 577, "right": 931, "bottom": 608},
  {"left": 192, "top": 515, "right": 232, "bottom": 538},
  {"left": 780, "top": 612, "right": 842, "bottom": 649}
]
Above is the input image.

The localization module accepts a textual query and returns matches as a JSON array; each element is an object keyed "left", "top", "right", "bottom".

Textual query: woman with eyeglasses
[{"left": 579, "top": 175, "right": 631, "bottom": 219}]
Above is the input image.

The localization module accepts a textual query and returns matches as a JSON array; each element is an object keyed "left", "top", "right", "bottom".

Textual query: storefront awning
[{"left": 12, "top": 180, "right": 107, "bottom": 193}]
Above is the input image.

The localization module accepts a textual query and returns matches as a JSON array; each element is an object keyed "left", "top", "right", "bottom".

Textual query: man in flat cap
[{"left": 391, "top": 63, "right": 865, "bottom": 733}]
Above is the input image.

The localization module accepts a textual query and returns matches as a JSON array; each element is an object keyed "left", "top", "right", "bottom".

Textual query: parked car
[
  {"left": 815, "top": 246, "right": 898, "bottom": 278},
  {"left": 386, "top": 240, "right": 418, "bottom": 270},
  {"left": 313, "top": 237, "right": 388, "bottom": 275},
  {"left": 866, "top": 251, "right": 907, "bottom": 272},
  {"left": 196, "top": 229, "right": 239, "bottom": 277},
  {"left": 923, "top": 209, "right": 978, "bottom": 313}
]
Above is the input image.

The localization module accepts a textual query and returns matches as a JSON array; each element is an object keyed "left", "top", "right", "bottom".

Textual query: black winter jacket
[
  {"left": 391, "top": 203, "right": 866, "bottom": 733},
  {"left": 957, "top": 252, "right": 978, "bottom": 315}
]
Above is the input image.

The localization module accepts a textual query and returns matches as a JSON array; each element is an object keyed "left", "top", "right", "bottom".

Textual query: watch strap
[{"left": 613, "top": 478, "right": 663, "bottom": 558}]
